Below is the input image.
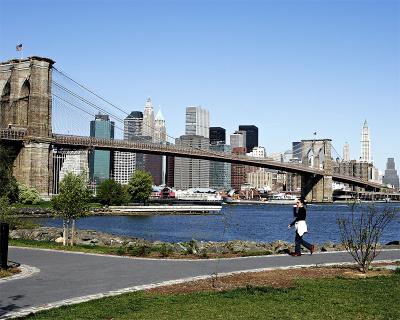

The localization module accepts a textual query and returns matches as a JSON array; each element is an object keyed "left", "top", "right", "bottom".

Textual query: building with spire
[
  {"left": 360, "top": 120, "right": 372, "bottom": 163},
  {"left": 154, "top": 109, "right": 167, "bottom": 144},
  {"left": 343, "top": 142, "right": 350, "bottom": 162},
  {"left": 142, "top": 97, "right": 155, "bottom": 141}
]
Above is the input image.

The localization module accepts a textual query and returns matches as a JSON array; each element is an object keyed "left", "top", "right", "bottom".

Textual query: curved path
[{"left": 1, "top": 247, "right": 399, "bottom": 319}]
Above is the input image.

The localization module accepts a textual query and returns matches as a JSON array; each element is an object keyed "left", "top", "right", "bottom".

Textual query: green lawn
[{"left": 21, "top": 272, "right": 400, "bottom": 319}]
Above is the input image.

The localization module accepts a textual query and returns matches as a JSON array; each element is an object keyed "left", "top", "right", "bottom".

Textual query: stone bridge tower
[
  {"left": 0, "top": 57, "right": 54, "bottom": 195},
  {"left": 301, "top": 139, "right": 333, "bottom": 202}
]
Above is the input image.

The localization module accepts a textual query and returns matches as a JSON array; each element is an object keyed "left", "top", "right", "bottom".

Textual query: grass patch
[
  {"left": 19, "top": 272, "right": 400, "bottom": 319},
  {"left": 10, "top": 239, "right": 122, "bottom": 255},
  {"left": 10, "top": 239, "right": 170, "bottom": 258}
]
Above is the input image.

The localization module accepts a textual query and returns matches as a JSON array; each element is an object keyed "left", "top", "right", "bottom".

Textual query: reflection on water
[{"left": 34, "top": 203, "right": 400, "bottom": 244}]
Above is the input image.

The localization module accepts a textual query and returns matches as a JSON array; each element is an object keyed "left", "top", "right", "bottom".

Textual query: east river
[{"left": 35, "top": 203, "right": 400, "bottom": 244}]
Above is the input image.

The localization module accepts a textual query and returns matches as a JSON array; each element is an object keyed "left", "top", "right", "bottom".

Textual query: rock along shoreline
[{"left": 12, "top": 227, "right": 399, "bottom": 258}]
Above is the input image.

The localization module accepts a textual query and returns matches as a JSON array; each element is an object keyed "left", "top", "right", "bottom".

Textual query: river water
[{"left": 34, "top": 203, "right": 400, "bottom": 244}]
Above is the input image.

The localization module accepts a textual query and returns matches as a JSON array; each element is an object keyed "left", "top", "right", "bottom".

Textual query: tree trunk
[
  {"left": 62, "top": 219, "right": 67, "bottom": 246},
  {"left": 70, "top": 219, "right": 76, "bottom": 246},
  {"left": 66, "top": 219, "right": 70, "bottom": 246}
]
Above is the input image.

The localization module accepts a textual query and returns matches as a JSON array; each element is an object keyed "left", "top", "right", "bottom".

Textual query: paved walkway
[{"left": 1, "top": 247, "right": 399, "bottom": 319}]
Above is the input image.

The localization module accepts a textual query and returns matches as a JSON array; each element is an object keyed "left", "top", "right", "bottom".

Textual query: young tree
[
  {"left": 337, "top": 204, "right": 398, "bottom": 273},
  {"left": 0, "top": 196, "right": 15, "bottom": 226},
  {"left": 0, "top": 144, "right": 19, "bottom": 203},
  {"left": 97, "top": 179, "right": 128, "bottom": 206},
  {"left": 51, "top": 172, "right": 91, "bottom": 246},
  {"left": 127, "top": 170, "right": 153, "bottom": 204}
]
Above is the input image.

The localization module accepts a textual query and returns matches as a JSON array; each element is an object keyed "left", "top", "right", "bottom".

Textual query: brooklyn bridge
[{"left": 0, "top": 56, "right": 384, "bottom": 202}]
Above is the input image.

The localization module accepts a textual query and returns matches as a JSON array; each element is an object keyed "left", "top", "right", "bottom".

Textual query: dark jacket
[{"left": 290, "top": 207, "right": 306, "bottom": 227}]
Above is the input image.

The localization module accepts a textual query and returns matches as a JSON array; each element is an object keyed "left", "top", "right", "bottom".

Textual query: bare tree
[{"left": 337, "top": 203, "right": 398, "bottom": 273}]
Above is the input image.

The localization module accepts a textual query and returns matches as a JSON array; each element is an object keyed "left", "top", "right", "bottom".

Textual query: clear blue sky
[{"left": 1, "top": 0, "right": 399, "bottom": 171}]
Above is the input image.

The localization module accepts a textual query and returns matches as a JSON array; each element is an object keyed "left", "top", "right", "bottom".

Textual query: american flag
[{"left": 16, "top": 44, "right": 23, "bottom": 51}]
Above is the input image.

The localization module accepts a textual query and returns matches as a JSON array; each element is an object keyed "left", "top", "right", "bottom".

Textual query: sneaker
[
  {"left": 310, "top": 245, "right": 315, "bottom": 254},
  {"left": 290, "top": 252, "right": 301, "bottom": 257}
]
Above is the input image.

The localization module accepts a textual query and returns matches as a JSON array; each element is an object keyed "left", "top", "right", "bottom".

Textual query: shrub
[{"left": 337, "top": 204, "right": 398, "bottom": 273}]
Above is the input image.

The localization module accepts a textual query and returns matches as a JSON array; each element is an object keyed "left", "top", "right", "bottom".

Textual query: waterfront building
[
  {"left": 113, "top": 151, "right": 136, "bottom": 185},
  {"left": 239, "top": 125, "right": 258, "bottom": 152},
  {"left": 209, "top": 143, "right": 231, "bottom": 190},
  {"left": 174, "top": 135, "right": 210, "bottom": 190},
  {"left": 209, "top": 127, "right": 226, "bottom": 145},
  {"left": 343, "top": 142, "right": 350, "bottom": 162},
  {"left": 143, "top": 97, "right": 155, "bottom": 141},
  {"left": 185, "top": 106, "right": 210, "bottom": 138},
  {"left": 89, "top": 113, "right": 114, "bottom": 184},
  {"left": 247, "top": 170, "right": 273, "bottom": 190},
  {"left": 230, "top": 131, "right": 246, "bottom": 149},
  {"left": 383, "top": 158, "right": 399, "bottom": 189},
  {"left": 360, "top": 120, "right": 372, "bottom": 163}
]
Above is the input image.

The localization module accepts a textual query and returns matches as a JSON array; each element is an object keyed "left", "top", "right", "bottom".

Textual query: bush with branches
[{"left": 337, "top": 204, "right": 398, "bottom": 273}]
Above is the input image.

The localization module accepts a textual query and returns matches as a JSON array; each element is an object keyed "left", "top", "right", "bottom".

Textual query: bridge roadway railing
[
  {"left": 53, "top": 134, "right": 324, "bottom": 176},
  {"left": 0, "top": 129, "right": 27, "bottom": 140},
  {"left": 52, "top": 135, "right": 386, "bottom": 189},
  {"left": 0, "top": 131, "right": 384, "bottom": 189}
]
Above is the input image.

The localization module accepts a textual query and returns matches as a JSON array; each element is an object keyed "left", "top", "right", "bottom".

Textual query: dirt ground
[{"left": 146, "top": 262, "right": 399, "bottom": 295}]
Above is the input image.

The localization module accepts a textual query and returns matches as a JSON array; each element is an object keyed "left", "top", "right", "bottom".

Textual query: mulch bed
[{"left": 146, "top": 264, "right": 396, "bottom": 295}]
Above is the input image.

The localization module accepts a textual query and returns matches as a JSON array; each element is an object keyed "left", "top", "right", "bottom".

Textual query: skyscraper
[
  {"left": 185, "top": 106, "right": 210, "bottom": 138},
  {"left": 154, "top": 109, "right": 167, "bottom": 144},
  {"left": 209, "top": 127, "right": 226, "bottom": 145},
  {"left": 124, "top": 111, "right": 143, "bottom": 140},
  {"left": 174, "top": 135, "right": 210, "bottom": 190},
  {"left": 343, "top": 142, "right": 350, "bottom": 162},
  {"left": 360, "top": 120, "right": 372, "bottom": 163},
  {"left": 89, "top": 113, "right": 114, "bottom": 184},
  {"left": 114, "top": 111, "right": 143, "bottom": 185},
  {"left": 143, "top": 97, "right": 155, "bottom": 140},
  {"left": 239, "top": 125, "right": 258, "bottom": 152},
  {"left": 230, "top": 131, "right": 246, "bottom": 149},
  {"left": 209, "top": 143, "right": 231, "bottom": 190},
  {"left": 383, "top": 158, "right": 399, "bottom": 189}
]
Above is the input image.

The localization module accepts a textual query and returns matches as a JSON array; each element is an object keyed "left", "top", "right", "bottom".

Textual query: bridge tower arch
[
  {"left": 0, "top": 57, "right": 55, "bottom": 195},
  {"left": 301, "top": 139, "right": 333, "bottom": 202}
]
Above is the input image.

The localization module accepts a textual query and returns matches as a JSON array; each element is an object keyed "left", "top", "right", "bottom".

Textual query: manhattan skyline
[{"left": 0, "top": 0, "right": 398, "bottom": 170}]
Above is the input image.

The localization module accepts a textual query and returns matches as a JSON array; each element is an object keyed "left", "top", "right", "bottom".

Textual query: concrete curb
[
  {"left": 0, "top": 264, "right": 40, "bottom": 284},
  {"left": 2, "top": 258, "right": 399, "bottom": 319},
  {"left": 9, "top": 246, "right": 400, "bottom": 262}
]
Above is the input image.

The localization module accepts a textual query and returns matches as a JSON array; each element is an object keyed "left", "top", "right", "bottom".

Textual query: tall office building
[
  {"left": 174, "top": 135, "right": 210, "bottom": 190},
  {"left": 360, "top": 120, "right": 372, "bottom": 163},
  {"left": 185, "top": 106, "right": 210, "bottom": 138},
  {"left": 114, "top": 111, "right": 143, "bottom": 185},
  {"left": 343, "top": 142, "right": 350, "bottom": 162},
  {"left": 239, "top": 125, "right": 258, "bottom": 152},
  {"left": 154, "top": 109, "right": 167, "bottom": 144},
  {"left": 230, "top": 131, "right": 246, "bottom": 149},
  {"left": 209, "top": 143, "right": 231, "bottom": 190},
  {"left": 382, "top": 158, "right": 399, "bottom": 189},
  {"left": 231, "top": 147, "right": 247, "bottom": 190},
  {"left": 209, "top": 127, "right": 226, "bottom": 145},
  {"left": 124, "top": 111, "right": 143, "bottom": 139},
  {"left": 143, "top": 97, "right": 155, "bottom": 140},
  {"left": 89, "top": 113, "right": 114, "bottom": 184}
]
